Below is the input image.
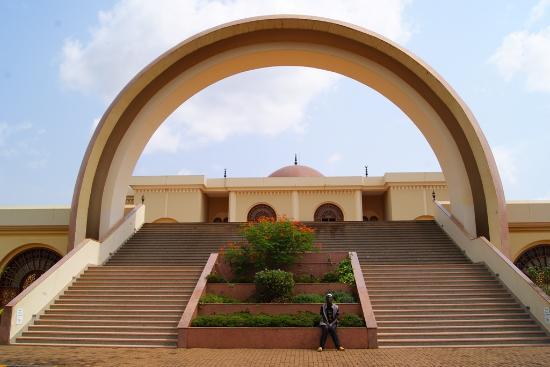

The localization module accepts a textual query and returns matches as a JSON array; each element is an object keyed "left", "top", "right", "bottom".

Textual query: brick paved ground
[{"left": 1, "top": 346, "right": 550, "bottom": 367}]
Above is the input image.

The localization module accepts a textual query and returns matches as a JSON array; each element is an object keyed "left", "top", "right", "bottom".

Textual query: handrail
[
  {"left": 433, "top": 200, "right": 550, "bottom": 333},
  {"left": 98, "top": 204, "right": 143, "bottom": 242},
  {"left": 349, "top": 251, "right": 378, "bottom": 348},
  {"left": 177, "top": 253, "right": 218, "bottom": 347}
]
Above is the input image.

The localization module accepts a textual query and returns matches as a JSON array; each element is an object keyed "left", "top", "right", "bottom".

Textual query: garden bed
[
  {"left": 198, "top": 303, "right": 362, "bottom": 316},
  {"left": 205, "top": 283, "right": 353, "bottom": 301}
]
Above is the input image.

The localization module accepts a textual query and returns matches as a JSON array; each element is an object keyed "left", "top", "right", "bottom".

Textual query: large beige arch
[{"left": 69, "top": 15, "right": 509, "bottom": 255}]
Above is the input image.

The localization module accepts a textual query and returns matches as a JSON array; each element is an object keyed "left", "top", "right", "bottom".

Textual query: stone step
[
  {"left": 34, "top": 319, "right": 178, "bottom": 327},
  {"left": 379, "top": 330, "right": 549, "bottom": 340},
  {"left": 39, "top": 314, "right": 181, "bottom": 321},
  {"left": 378, "top": 336, "right": 550, "bottom": 347},
  {"left": 374, "top": 313, "right": 531, "bottom": 321},
  {"left": 44, "top": 309, "right": 183, "bottom": 316},
  {"left": 15, "top": 336, "right": 176, "bottom": 347},
  {"left": 380, "top": 325, "right": 544, "bottom": 333},
  {"left": 377, "top": 319, "right": 537, "bottom": 327},
  {"left": 20, "top": 330, "right": 178, "bottom": 340},
  {"left": 50, "top": 303, "right": 186, "bottom": 310},
  {"left": 373, "top": 308, "right": 526, "bottom": 315},
  {"left": 28, "top": 325, "right": 175, "bottom": 333}
]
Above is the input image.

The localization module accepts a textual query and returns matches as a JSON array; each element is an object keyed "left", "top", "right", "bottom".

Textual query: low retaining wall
[
  {"left": 214, "top": 252, "right": 349, "bottom": 280},
  {"left": 185, "top": 327, "right": 368, "bottom": 348},
  {"left": 198, "top": 303, "right": 362, "bottom": 316},
  {"left": 206, "top": 283, "right": 353, "bottom": 301}
]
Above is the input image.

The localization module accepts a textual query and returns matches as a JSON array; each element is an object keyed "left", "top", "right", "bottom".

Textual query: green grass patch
[
  {"left": 199, "top": 294, "right": 240, "bottom": 304},
  {"left": 191, "top": 311, "right": 365, "bottom": 327},
  {"left": 291, "top": 291, "right": 356, "bottom": 303}
]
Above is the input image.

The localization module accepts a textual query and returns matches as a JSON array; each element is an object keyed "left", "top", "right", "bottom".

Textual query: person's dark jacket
[{"left": 319, "top": 303, "right": 339, "bottom": 326}]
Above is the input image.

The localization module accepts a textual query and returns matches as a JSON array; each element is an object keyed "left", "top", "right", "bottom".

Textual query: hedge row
[{"left": 191, "top": 311, "right": 365, "bottom": 327}]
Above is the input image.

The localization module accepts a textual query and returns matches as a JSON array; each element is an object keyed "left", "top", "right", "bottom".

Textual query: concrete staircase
[
  {"left": 312, "top": 221, "right": 550, "bottom": 348},
  {"left": 14, "top": 221, "right": 550, "bottom": 348},
  {"left": 15, "top": 223, "right": 240, "bottom": 347}
]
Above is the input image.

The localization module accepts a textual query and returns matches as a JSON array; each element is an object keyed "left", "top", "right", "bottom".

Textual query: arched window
[
  {"left": 514, "top": 244, "right": 550, "bottom": 273},
  {"left": 247, "top": 204, "right": 276, "bottom": 222},
  {"left": 0, "top": 248, "right": 61, "bottom": 307},
  {"left": 314, "top": 203, "right": 344, "bottom": 222}
]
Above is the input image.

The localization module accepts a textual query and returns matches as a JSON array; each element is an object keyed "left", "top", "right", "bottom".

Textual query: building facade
[{"left": 1, "top": 163, "right": 550, "bottom": 307}]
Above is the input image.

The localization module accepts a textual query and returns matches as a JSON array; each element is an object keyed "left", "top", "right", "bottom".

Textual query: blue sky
[{"left": 1, "top": 0, "right": 549, "bottom": 206}]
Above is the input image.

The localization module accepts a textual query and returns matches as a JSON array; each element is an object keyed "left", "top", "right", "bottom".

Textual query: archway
[
  {"left": 247, "top": 204, "right": 276, "bottom": 222},
  {"left": 0, "top": 247, "right": 62, "bottom": 307},
  {"left": 514, "top": 244, "right": 550, "bottom": 272},
  {"left": 314, "top": 203, "right": 344, "bottom": 222},
  {"left": 69, "top": 16, "right": 509, "bottom": 255}
]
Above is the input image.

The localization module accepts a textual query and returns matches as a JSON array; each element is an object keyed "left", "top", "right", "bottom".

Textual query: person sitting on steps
[{"left": 318, "top": 293, "right": 345, "bottom": 352}]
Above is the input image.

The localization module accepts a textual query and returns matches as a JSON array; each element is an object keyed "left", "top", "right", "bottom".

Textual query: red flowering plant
[{"left": 222, "top": 216, "right": 316, "bottom": 281}]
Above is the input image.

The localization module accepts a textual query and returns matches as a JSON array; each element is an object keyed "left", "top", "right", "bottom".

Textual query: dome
[{"left": 268, "top": 164, "right": 324, "bottom": 178}]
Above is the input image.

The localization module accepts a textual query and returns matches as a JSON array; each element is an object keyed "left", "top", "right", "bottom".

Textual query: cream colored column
[
  {"left": 354, "top": 190, "right": 363, "bottom": 221},
  {"left": 228, "top": 191, "right": 237, "bottom": 222},
  {"left": 292, "top": 191, "right": 299, "bottom": 220}
]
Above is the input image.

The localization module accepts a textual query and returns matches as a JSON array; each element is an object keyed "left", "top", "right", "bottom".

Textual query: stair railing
[
  {"left": 433, "top": 200, "right": 550, "bottom": 334},
  {"left": 0, "top": 204, "right": 146, "bottom": 343},
  {"left": 349, "top": 251, "right": 378, "bottom": 348}
]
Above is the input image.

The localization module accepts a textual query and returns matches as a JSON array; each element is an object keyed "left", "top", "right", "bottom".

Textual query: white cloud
[
  {"left": 527, "top": 0, "right": 550, "bottom": 26},
  {"left": 60, "top": 0, "right": 412, "bottom": 153},
  {"left": 145, "top": 67, "right": 337, "bottom": 153},
  {"left": 492, "top": 146, "right": 519, "bottom": 186},
  {"left": 490, "top": 27, "right": 550, "bottom": 92},
  {"left": 490, "top": 1, "right": 550, "bottom": 93},
  {"left": 327, "top": 152, "right": 343, "bottom": 164}
]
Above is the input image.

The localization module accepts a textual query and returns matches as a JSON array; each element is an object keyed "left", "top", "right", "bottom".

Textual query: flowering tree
[{"left": 222, "top": 216, "right": 316, "bottom": 279}]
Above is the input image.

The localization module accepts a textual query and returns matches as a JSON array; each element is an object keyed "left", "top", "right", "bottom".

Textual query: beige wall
[
  {"left": 385, "top": 185, "right": 448, "bottom": 220},
  {"left": 232, "top": 191, "right": 293, "bottom": 222},
  {"left": 0, "top": 232, "right": 68, "bottom": 271},
  {"left": 509, "top": 231, "right": 550, "bottom": 262},
  {"left": 0, "top": 208, "right": 70, "bottom": 270},
  {"left": 298, "top": 190, "right": 357, "bottom": 221},
  {"left": 133, "top": 189, "right": 206, "bottom": 223}
]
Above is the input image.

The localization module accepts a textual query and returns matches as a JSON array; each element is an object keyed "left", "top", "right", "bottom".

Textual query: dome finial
[{"left": 294, "top": 153, "right": 298, "bottom": 165}]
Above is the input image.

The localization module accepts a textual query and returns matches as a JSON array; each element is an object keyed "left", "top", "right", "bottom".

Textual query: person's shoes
[
  {"left": 317, "top": 347, "right": 323, "bottom": 352},
  {"left": 338, "top": 346, "right": 345, "bottom": 351}
]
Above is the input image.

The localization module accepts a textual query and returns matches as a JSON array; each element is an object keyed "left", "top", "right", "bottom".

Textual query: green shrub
[
  {"left": 293, "top": 273, "right": 319, "bottom": 283},
  {"left": 527, "top": 266, "right": 550, "bottom": 295},
  {"left": 320, "top": 270, "right": 339, "bottom": 283},
  {"left": 290, "top": 292, "right": 356, "bottom": 303},
  {"left": 191, "top": 311, "right": 320, "bottom": 327},
  {"left": 331, "top": 290, "right": 356, "bottom": 303},
  {"left": 291, "top": 293, "right": 325, "bottom": 303},
  {"left": 222, "top": 217, "right": 315, "bottom": 277},
  {"left": 199, "top": 294, "right": 240, "bottom": 304},
  {"left": 0, "top": 308, "right": 3, "bottom": 317},
  {"left": 206, "top": 273, "right": 227, "bottom": 283},
  {"left": 337, "top": 258, "right": 355, "bottom": 285},
  {"left": 191, "top": 311, "right": 365, "bottom": 327},
  {"left": 339, "top": 313, "right": 365, "bottom": 327},
  {"left": 254, "top": 269, "right": 295, "bottom": 302}
]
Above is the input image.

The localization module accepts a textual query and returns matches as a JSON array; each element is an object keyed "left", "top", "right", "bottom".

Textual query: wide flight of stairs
[
  {"left": 14, "top": 221, "right": 550, "bottom": 348},
  {"left": 15, "top": 223, "right": 240, "bottom": 347},
  {"left": 312, "top": 221, "right": 550, "bottom": 348}
]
